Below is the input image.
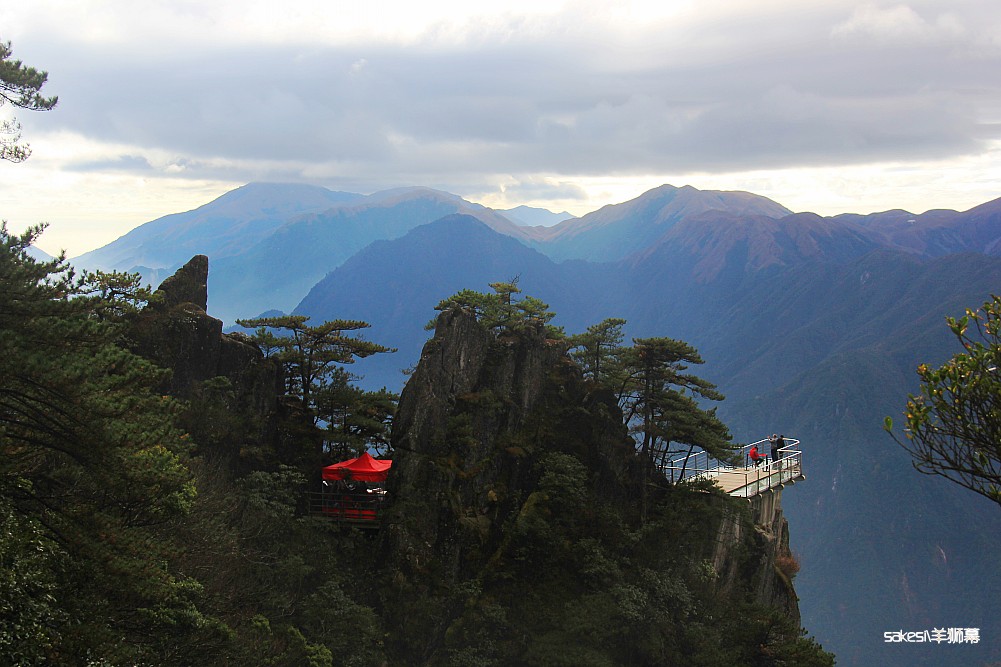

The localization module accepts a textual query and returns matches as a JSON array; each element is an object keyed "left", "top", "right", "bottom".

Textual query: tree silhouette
[
  {"left": 0, "top": 39, "right": 58, "bottom": 162},
  {"left": 886, "top": 295, "right": 1001, "bottom": 507}
]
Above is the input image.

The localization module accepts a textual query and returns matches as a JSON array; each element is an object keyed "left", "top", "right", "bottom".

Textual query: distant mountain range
[
  {"left": 68, "top": 182, "right": 1001, "bottom": 667},
  {"left": 26, "top": 244, "right": 55, "bottom": 262},
  {"left": 499, "top": 204, "right": 575, "bottom": 227},
  {"left": 526, "top": 183, "right": 794, "bottom": 262},
  {"left": 69, "top": 182, "right": 803, "bottom": 323},
  {"left": 74, "top": 182, "right": 363, "bottom": 271}
]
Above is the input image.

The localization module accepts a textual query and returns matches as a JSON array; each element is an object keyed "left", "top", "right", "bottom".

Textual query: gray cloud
[
  {"left": 16, "top": 0, "right": 1001, "bottom": 192},
  {"left": 495, "top": 177, "right": 589, "bottom": 202},
  {"left": 67, "top": 153, "right": 154, "bottom": 173}
]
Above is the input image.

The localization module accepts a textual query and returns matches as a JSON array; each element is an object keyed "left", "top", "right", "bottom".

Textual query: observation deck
[{"left": 661, "top": 437, "right": 804, "bottom": 498}]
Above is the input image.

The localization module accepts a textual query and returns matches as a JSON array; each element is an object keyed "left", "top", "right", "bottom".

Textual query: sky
[{"left": 1, "top": 0, "right": 1000, "bottom": 257}]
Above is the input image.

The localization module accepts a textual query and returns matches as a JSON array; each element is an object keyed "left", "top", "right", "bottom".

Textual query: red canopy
[{"left": 321, "top": 452, "right": 393, "bottom": 483}]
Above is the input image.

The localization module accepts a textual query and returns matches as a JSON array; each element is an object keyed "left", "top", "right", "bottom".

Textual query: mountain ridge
[
  {"left": 527, "top": 183, "right": 794, "bottom": 262},
  {"left": 205, "top": 188, "right": 539, "bottom": 323},
  {"left": 72, "top": 182, "right": 363, "bottom": 271},
  {"left": 499, "top": 204, "right": 575, "bottom": 227}
]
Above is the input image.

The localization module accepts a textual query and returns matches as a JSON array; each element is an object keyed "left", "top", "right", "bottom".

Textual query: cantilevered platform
[{"left": 661, "top": 438, "right": 805, "bottom": 499}]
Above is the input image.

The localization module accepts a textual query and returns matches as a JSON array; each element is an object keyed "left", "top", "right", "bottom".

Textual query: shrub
[{"left": 775, "top": 552, "right": 801, "bottom": 580}]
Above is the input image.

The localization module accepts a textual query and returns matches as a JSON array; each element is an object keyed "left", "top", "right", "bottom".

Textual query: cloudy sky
[{"left": 1, "top": 0, "right": 1000, "bottom": 256}]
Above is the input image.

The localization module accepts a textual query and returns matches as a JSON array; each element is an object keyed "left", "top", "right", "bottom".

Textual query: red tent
[{"left": 321, "top": 452, "right": 392, "bottom": 483}]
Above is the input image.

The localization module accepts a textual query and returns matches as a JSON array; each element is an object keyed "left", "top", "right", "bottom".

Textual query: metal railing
[
  {"left": 660, "top": 437, "right": 804, "bottom": 498},
  {"left": 307, "top": 489, "right": 389, "bottom": 524}
]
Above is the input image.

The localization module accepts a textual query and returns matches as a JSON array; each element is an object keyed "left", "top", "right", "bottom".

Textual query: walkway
[{"left": 661, "top": 437, "right": 804, "bottom": 498}]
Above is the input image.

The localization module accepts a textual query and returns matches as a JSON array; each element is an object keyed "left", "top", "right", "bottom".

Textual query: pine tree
[
  {"left": 238, "top": 315, "right": 393, "bottom": 413},
  {"left": 0, "top": 39, "right": 58, "bottom": 162},
  {"left": 0, "top": 224, "right": 225, "bottom": 664},
  {"left": 238, "top": 314, "right": 396, "bottom": 462},
  {"left": 314, "top": 369, "right": 397, "bottom": 459},
  {"left": 613, "top": 336, "right": 733, "bottom": 470},
  {"left": 569, "top": 317, "right": 627, "bottom": 384},
  {"left": 432, "top": 279, "right": 562, "bottom": 336}
]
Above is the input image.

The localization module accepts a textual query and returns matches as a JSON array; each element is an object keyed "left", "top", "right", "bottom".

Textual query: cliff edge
[{"left": 376, "top": 307, "right": 820, "bottom": 665}]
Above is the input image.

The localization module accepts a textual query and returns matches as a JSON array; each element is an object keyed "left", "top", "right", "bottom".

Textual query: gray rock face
[
  {"left": 383, "top": 308, "right": 565, "bottom": 583},
  {"left": 131, "top": 255, "right": 282, "bottom": 457},
  {"left": 155, "top": 254, "right": 209, "bottom": 311},
  {"left": 711, "top": 490, "right": 802, "bottom": 624},
  {"left": 370, "top": 299, "right": 817, "bottom": 665},
  {"left": 382, "top": 308, "right": 631, "bottom": 587}
]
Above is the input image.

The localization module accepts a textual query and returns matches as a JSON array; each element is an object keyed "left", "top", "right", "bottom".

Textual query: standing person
[{"left": 769, "top": 434, "right": 780, "bottom": 464}]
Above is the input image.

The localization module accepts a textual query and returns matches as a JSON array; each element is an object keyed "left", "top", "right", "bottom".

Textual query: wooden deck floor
[{"left": 707, "top": 463, "right": 804, "bottom": 496}]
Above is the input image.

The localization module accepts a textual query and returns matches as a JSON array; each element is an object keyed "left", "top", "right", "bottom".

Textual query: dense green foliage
[
  {"left": 0, "top": 224, "right": 217, "bottom": 663},
  {"left": 570, "top": 317, "right": 735, "bottom": 474},
  {"left": 0, "top": 39, "right": 57, "bottom": 162},
  {"left": 886, "top": 295, "right": 1001, "bottom": 506},
  {"left": 237, "top": 314, "right": 397, "bottom": 460},
  {"left": 0, "top": 226, "right": 388, "bottom": 665},
  {"left": 431, "top": 278, "right": 562, "bottom": 337},
  {"left": 0, "top": 235, "right": 830, "bottom": 665},
  {"left": 426, "top": 482, "right": 828, "bottom": 666}
]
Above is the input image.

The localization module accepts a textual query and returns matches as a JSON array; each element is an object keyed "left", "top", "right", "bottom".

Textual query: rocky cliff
[
  {"left": 377, "top": 306, "right": 813, "bottom": 665},
  {"left": 712, "top": 489, "right": 801, "bottom": 623},
  {"left": 129, "top": 255, "right": 282, "bottom": 462},
  {"left": 383, "top": 307, "right": 636, "bottom": 574}
]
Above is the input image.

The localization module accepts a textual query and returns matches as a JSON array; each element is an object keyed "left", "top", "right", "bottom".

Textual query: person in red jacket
[{"left": 748, "top": 444, "right": 764, "bottom": 466}]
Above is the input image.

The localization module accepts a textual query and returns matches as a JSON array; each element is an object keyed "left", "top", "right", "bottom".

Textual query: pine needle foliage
[
  {"left": 0, "top": 223, "right": 224, "bottom": 664},
  {"left": 0, "top": 39, "right": 57, "bottom": 162}
]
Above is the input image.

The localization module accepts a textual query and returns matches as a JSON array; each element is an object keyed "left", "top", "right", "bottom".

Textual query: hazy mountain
[
  {"left": 363, "top": 187, "right": 534, "bottom": 240},
  {"left": 604, "top": 209, "right": 887, "bottom": 379},
  {"left": 292, "top": 214, "right": 614, "bottom": 388},
  {"left": 833, "top": 197, "right": 1001, "bottom": 257},
  {"left": 26, "top": 244, "right": 55, "bottom": 262},
  {"left": 68, "top": 181, "right": 537, "bottom": 324},
  {"left": 207, "top": 188, "right": 534, "bottom": 324},
  {"left": 72, "top": 182, "right": 363, "bottom": 272},
  {"left": 65, "top": 182, "right": 831, "bottom": 325},
  {"left": 528, "top": 184, "right": 793, "bottom": 262},
  {"left": 500, "top": 204, "right": 576, "bottom": 227},
  {"left": 69, "top": 183, "right": 1001, "bottom": 329}
]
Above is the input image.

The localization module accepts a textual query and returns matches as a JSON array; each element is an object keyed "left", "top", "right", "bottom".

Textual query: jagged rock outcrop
[
  {"left": 383, "top": 308, "right": 633, "bottom": 574},
  {"left": 378, "top": 307, "right": 809, "bottom": 663},
  {"left": 711, "top": 489, "right": 801, "bottom": 623},
  {"left": 380, "top": 309, "right": 637, "bottom": 655},
  {"left": 130, "top": 255, "right": 282, "bottom": 459},
  {"left": 155, "top": 254, "right": 209, "bottom": 310}
]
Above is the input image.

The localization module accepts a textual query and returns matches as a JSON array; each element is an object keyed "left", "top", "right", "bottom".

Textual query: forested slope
[{"left": 0, "top": 230, "right": 832, "bottom": 666}]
